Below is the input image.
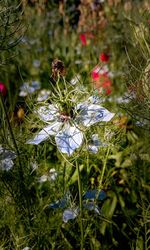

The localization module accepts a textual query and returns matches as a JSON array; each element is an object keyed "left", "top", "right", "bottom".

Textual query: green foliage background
[{"left": 0, "top": 0, "right": 150, "bottom": 249}]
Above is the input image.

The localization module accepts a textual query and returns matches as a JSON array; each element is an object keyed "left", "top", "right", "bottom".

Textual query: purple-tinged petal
[
  {"left": 55, "top": 124, "right": 83, "bottom": 155},
  {"left": 26, "top": 122, "right": 62, "bottom": 145}
]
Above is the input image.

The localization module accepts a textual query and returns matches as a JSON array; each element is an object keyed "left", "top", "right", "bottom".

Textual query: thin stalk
[
  {"left": 0, "top": 93, "right": 21, "bottom": 162},
  {"left": 0, "top": 93, "right": 32, "bottom": 224},
  {"left": 99, "top": 146, "right": 110, "bottom": 190},
  {"left": 76, "top": 162, "right": 84, "bottom": 250},
  {"left": 63, "top": 162, "right": 66, "bottom": 195}
]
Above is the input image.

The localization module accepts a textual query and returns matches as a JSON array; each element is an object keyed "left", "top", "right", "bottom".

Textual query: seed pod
[{"left": 51, "top": 59, "right": 65, "bottom": 80}]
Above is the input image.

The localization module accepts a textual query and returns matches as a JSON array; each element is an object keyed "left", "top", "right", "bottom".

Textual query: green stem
[
  {"left": 0, "top": 93, "right": 21, "bottom": 160},
  {"left": 63, "top": 162, "right": 66, "bottom": 195},
  {"left": 99, "top": 146, "right": 110, "bottom": 190},
  {"left": 76, "top": 162, "right": 84, "bottom": 250},
  {"left": 0, "top": 93, "right": 32, "bottom": 224}
]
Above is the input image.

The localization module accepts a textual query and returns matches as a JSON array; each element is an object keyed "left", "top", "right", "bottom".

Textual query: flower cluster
[
  {"left": 91, "top": 65, "right": 112, "bottom": 95},
  {"left": 49, "top": 190, "right": 106, "bottom": 223},
  {"left": 19, "top": 81, "right": 41, "bottom": 97}
]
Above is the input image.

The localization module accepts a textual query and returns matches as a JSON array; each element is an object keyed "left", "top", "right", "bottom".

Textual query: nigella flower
[
  {"left": 63, "top": 208, "right": 79, "bottom": 223},
  {"left": 26, "top": 98, "right": 115, "bottom": 155},
  {"left": 88, "top": 134, "right": 106, "bottom": 154},
  {"left": 0, "top": 146, "right": 16, "bottom": 171},
  {"left": 19, "top": 81, "right": 40, "bottom": 97}
]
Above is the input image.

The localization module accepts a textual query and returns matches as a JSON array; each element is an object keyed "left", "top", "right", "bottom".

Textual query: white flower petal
[
  {"left": 31, "top": 81, "right": 41, "bottom": 90},
  {"left": 49, "top": 168, "right": 57, "bottom": 181},
  {"left": 70, "top": 74, "right": 80, "bottom": 85},
  {"left": 39, "top": 175, "right": 48, "bottom": 183},
  {"left": 19, "top": 90, "right": 28, "bottom": 97},
  {"left": 76, "top": 103, "right": 114, "bottom": 127},
  {"left": 33, "top": 60, "right": 41, "bottom": 68},
  {"left": 22, "top": 247, "right": 30, "bottom": 250},
  {"left": 63, "top": 208, "right": 79, "bottom": 223},
  {"left": 88, "top": 134, "right": 107, "bottom": 153},
  {"left": 55, "top": 125, "right": 83, "bottom": 155},
  {"left": 37, "top": 89, "right": 51, "bottom": 102},
  {"left": 91, "top": 134, "right": 100, "bottom": 146},
  {"left": 0, "top": 148, "right": 16, "bottom": 160},
  {"left": 1, "top": 159, "right": 14, "bottom": 171},
  {"left": 88, "top": 145, "right": 99, "bottom": 154},
  {"left": 26, "top": 122, "right": 62, "bottom": 145},
  {"left": 19, "top": 81, "right": 40, "bottom": 97},
  {"left": 20, "top": 83, "right": 35, "bottom": 94},
  {"left": 37, "top": 104, "right": 58, "bottom": 122}
]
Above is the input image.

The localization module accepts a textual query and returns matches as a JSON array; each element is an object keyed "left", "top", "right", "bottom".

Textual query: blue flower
[{"left": 83, "top": 190, "right": 107, "bottom": 200}]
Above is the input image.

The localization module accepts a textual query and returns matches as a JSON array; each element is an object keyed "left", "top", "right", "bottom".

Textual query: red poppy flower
[
  {"left": 99, "top": 52, "right": 110, "bottom": 63},
  {"left": 80, "top": 33, "right": 87, "bottom": 46},
  {"left": 0, "top": 82, "right": 7, "bottom": 96}
]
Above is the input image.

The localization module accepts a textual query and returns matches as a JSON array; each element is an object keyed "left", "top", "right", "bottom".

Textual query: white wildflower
[
  {"left": 26, "top": 97, "right": 114, "bottom": 156},
  {"left": 19, "top": 81, "right": 40, "bottom": 97}
]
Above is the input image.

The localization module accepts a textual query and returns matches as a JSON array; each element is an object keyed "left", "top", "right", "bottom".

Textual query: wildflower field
[{"left": 0, "top": 0, "right": 150, "bottom": 249}]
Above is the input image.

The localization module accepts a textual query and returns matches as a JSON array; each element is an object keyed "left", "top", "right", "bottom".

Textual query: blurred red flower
[
  {"left": 0, "top": 82, "right": 7, "bottom": 96},
  {"left": 91, "top": 66, "right": 112, "bottom": 95},
  {"left": 99, "top": 52, "right": 110, "bottom": 63},
  {"left": 80, "top": 33, "right": 87, "bottom": 46}
]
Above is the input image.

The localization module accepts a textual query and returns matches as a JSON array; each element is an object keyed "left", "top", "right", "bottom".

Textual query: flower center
[{"left": 60, "top": 112, "right": 71, "bottom": 122}]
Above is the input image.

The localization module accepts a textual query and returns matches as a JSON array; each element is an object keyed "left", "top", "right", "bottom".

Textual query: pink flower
[
  {"left": 80, "top": 33, "right": 87, "bottom": 46},
  {"left": 91, "top": 65, "right": 109, "bottom": 80},
  {"left": 99, "top": 52, "right": 110, "bottom": 63},
  {"left": 91, "top": 71, "right": 99, "bottom": 81},
  {"left": 0, "top": 82, "right": 7, "bottom": 96}
]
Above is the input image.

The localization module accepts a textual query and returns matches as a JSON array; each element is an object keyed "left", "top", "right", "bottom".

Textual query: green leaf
[
  {"left": 136, "top": 236, "right": 144, "bottom": 250},
  {"left": 100, "top": 192, "right": 117, "bottom": 235},
  {"left": 68, "top": 164, "right": 84, "bottom": 186}
]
